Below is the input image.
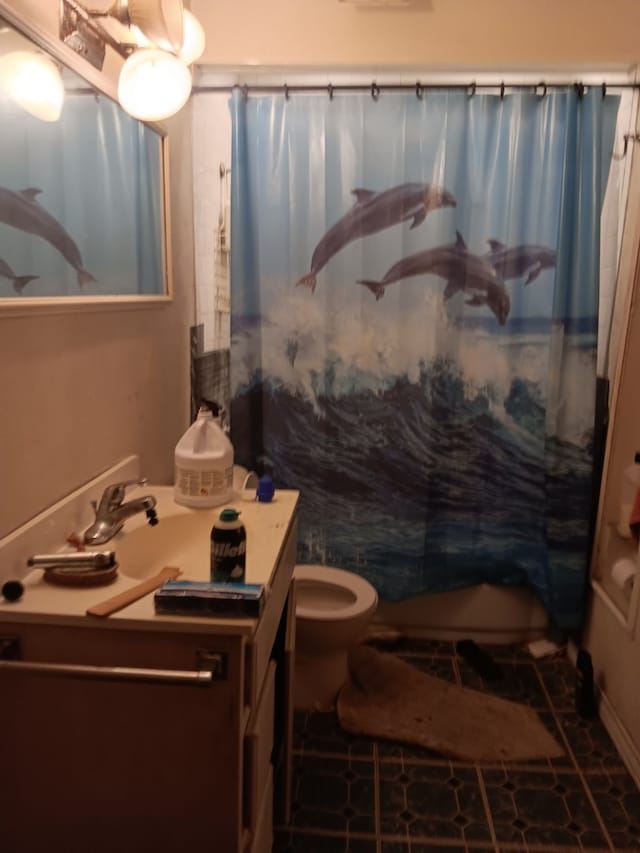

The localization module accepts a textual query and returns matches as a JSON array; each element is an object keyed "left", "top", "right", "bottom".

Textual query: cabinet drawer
[
  {"left": 244, "top": 660, "right": 276, "bottom": 830},
  {"left": 250, "top": 767, "right": 273, "bottom": 853}
]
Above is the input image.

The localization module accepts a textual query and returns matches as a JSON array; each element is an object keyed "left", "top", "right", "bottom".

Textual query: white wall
[
  {"left": 586, "top": 218, "right": 640, "bottom": 780},
  {"left": 0, "top": 2, "right": 196, "bottom": 538},
  {"left": 192, "top": 0, "right": 640, "bottom": 69},
  {"left": 192, "top": 94, "right": 232, "bottom": 352}
]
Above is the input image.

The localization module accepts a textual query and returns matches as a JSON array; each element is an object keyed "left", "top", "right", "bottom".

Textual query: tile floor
[{"left": 274, "top": 639, "right": 640, "bottom": 853}]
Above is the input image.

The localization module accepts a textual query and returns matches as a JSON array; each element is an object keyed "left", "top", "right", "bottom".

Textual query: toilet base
[{"left": 294, "top": 649, "right": 350, "bottom": 711}]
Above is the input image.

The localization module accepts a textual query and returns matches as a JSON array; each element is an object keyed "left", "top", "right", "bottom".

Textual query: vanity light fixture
[
  {"left": 60, "top": 0, "right": 205, "bottom": 122},
  {"left": 178, "top": 10, "right": 205, "bottom": 66},
  {"left": 0, "top": 51, "right": 65, "bottom": 121},
  {"left": 118, "top": 46, "right": 191, "bottom": 121},
  {"left": 99, "top": 0, "right": 184, "bottom": 53}
]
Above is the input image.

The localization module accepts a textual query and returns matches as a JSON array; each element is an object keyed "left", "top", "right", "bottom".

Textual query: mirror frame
[{"left": 0, "top": 0, "right": 173, "bottom": 315}]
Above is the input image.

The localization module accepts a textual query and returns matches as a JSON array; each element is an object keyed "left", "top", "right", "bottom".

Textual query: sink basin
[{"left": 114, "top": 511, "right": 213, "bottom": 581}]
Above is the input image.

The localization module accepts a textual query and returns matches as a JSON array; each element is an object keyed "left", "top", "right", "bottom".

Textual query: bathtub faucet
[{"left": 82, "top": 478, "right": 158, "bottom": 546}]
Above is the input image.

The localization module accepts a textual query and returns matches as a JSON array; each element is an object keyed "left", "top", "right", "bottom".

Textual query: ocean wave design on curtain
[{"left": 229, "top": 88, "right": 619, "bottom": 630}]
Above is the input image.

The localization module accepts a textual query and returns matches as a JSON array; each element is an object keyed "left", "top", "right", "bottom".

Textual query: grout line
[
  {"left": 292, "top": 744, "right": 632, "bottom": 775},
  {"left": 475, "top": 764, "right": 500, "bottom": 853},
  {"left": 452, "top": 652, "right": 463, "bottom": 687},
  {"left": 373, "top": 741, "right": 382, "bottom": 853},
  {"left": 281, "top": 824, "right": 502, "bottom": 849},
  {"left": 533, "top": 662, "right": 615, "bottom": 853}
]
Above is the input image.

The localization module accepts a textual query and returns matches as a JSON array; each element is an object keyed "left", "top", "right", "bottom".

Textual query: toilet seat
[{"left": 294, "top": 565, "right": 378, "bottom": 622}]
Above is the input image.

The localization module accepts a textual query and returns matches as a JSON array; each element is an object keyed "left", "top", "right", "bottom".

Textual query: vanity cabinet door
[
  {"left": 0, "top": 627, "right": 246, "bottom": 853},
  {"left": 244, "top": 660, "right": 276, "bottom": 833},
  {"left": 250, "top": 766, "right": 274, "bottom": 853}
]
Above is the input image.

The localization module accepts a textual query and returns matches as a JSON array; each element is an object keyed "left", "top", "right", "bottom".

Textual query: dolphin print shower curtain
[{"left": 229, "top": 86, "right": 619, "bottom": 630}]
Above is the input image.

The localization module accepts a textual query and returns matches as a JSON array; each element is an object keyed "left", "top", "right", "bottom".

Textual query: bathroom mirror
[{"left": 0, "top": 11, "right": 169, "bottom": 308}]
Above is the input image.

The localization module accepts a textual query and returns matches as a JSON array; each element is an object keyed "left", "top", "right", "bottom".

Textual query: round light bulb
[
  {"left": 0, "top": 51, "right": 64, "bottom": 121},
  {"left": 118, "top": 47, "right": 192, "bottom": 121},
  {"left": 128, "top": 24, "right": 152, "bottom": 48},
  {"left": 179, "top": 10, "right": 205, "bottom": 65}
]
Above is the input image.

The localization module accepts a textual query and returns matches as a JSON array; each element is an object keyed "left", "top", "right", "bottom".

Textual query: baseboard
[{"left": 598, "top": 690, "right": 640, "bottom": 788}]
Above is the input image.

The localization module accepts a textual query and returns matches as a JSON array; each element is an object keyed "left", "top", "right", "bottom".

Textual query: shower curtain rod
[{"left": 193, "top": 80, "right": 640, "bottom": 99}]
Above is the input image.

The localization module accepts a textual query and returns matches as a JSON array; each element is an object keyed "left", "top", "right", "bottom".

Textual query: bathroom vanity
[{"left": 0, "top": 475, "right": 299, "bottom": 853}]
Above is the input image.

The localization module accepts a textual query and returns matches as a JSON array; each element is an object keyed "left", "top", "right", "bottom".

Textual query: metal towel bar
[
  {"left": 0, "top": 658, "right": 215, "bottom": 685},
  {"left": 0, "top": 640, "right": 224, "bottom": 685}
]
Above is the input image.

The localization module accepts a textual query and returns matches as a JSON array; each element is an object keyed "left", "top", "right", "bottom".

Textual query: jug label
[{"left": 176, "top": 466, "right": 233, "bottom": 497}]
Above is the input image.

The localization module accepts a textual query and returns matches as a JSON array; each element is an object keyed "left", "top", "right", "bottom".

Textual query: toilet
[{"left": 293, "top": 564, "right": 378, "bottom": 710}]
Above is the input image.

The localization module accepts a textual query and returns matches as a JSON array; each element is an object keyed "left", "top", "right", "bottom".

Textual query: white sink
[{"left": 113, "top": 510, "right": 214, "bottom": 581}]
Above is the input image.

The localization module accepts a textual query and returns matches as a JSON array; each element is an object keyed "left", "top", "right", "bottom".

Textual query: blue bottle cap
[{"left": 256, "top": 476, "right": 275, "bottom": 503}]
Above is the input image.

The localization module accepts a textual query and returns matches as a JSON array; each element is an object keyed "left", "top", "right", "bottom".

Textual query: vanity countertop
[{"left": 0, "top": 486, "right": 299, "bottom": 636}]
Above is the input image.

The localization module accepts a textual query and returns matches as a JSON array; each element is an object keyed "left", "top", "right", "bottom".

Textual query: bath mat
[{"left": 337, "top": 646, "right": 564, "bottom": 762}]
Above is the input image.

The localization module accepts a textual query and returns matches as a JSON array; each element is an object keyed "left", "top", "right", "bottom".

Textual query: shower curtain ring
[
  {"left": 500, "top": 82, "right": 505, "bottom": 99},
  {"left": 284, "top": 84, "right": 290, "bottom": 100},
  {"left": 536, "top": 81, "right": 547, "bottom": 99},
  {"left": 575, "top": 82, "right": 585, "bottom": 99},
  {"left": 467, "top": 82, "right": 476, "bottom": 99},
  {"left": 328, "top": 83, "right": 334, "bottom": 100},
  {"left": 415, "top": 82, "right": 423, "bottom": 100},
  {"left": 602, "top": 82, "right": 607, "bottom": 98},
  {"left": 241, "top": 84, "right": 249, "bottom": 101},
  {"left": 371, "top": 82, "right": 380, "bottom": 101}
]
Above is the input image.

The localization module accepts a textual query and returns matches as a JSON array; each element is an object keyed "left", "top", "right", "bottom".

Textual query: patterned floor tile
[
  {"left": 380, "top": 842, "right": 470, "bottom": 852},
  {"left": 456, "top": 659, "right": 551, "bottom": 710},
  {"left": 535, "top": 656, "right": 577, "bottom": 711},
  {"left": 289, "top": 754, "right": 376, "bottom": 835},
  {"left": 285, "top": 641, "right": 640, "bottom": 853},
  {"left": 555, "top": 710, "right": 629, "bottom": 772},
  {"left": 583, "top": 768, "right": 640, "bottom": 850},
  {"left": 456, "top": 642, "right": 533, "bottom": 663},
  {"left": 378, "top": 761, "right": 492, "bottom": 844},
  {"left": 367, "top": 637, "right": 457, "bottom": 657},
  {"left": 294, "top": 710, "right": 375, "bottom": 758},
  {"left": 481, "top": 766, "right": 608, "bottom": 849},
  {"left": 274, "top": 830, "right": 377, "bottom": 852}
]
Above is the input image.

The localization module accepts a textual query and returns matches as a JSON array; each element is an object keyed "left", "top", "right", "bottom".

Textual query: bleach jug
[{"left": 174, "top": 402, "right": 234, "bottom": 508}]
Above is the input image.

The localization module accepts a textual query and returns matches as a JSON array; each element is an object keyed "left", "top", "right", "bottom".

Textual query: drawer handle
[
  {"left": 0, "top": 659, "right": 215, "bottom": 686},
  {"left": 0, "top": 640, "right": 225, "bottom": 686}
]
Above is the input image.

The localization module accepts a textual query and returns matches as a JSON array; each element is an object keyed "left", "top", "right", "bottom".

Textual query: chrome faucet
[{"left": 83, "top": 478, "right": 158, "bottom": 546}]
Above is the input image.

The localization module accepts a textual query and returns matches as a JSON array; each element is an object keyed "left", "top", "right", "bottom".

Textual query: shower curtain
[{"left": 229, "top": 86, "right": 619, "bottom": 630}]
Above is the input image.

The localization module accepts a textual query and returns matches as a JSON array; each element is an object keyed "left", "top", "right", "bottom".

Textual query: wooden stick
[{"left": 86, "top": 566, "right": 182, "bottom": 617}]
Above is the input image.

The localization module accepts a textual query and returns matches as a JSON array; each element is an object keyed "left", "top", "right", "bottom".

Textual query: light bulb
[
  {"left": 179, "top": 10, "right": 205, "bottom": 65},
  {"left": 0, "top": 51, "right": 64, "bottom": 121},
  {"left": 118, "top": 47, "right": 192, "bottom": 121}
]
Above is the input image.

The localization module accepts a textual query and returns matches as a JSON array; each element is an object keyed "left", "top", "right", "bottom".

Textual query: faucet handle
[
  {"left": 118, "top": 477, "right": 149, "bottom": 492},
  {"left": 101, "top": 478, "right": 149, "bottom": 508}
]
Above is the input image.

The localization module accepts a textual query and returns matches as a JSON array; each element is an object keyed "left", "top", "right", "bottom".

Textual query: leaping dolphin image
[
  {"left": 0, "top": 257, "right": 38, "bottom": 293},
  {"left": 485, "top": 240, "right": 557, "bottom": 285},
  {"left": 0, "top": 186, "right": 95, "bottom": 288},
  {"left": 444, "top": 277, "right": 511, "bottom": 326},
  {"left": 358, "top": 232, "right": 511, "bottom": 325},
  {"left": 296, "top": 182, "right": 456, "bottom": 293}
]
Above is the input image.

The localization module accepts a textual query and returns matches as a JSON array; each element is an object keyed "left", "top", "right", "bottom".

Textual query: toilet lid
[{"left": 294, "top": 565, "right": 378, "bottom": 622}]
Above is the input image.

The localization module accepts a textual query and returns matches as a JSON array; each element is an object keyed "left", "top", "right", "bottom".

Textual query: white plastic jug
[{"left": 174, "top": 405, "right": 234, "bottom": 508}]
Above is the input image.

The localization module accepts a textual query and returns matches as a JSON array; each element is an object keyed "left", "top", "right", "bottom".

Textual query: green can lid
[{"left": 219, "top": 508, "right": 241, "bottom": 522}]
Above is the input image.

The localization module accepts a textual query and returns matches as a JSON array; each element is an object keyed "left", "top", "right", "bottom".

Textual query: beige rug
[{"left": 337, "top": 645, "right": 564, "bottom": 762}]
